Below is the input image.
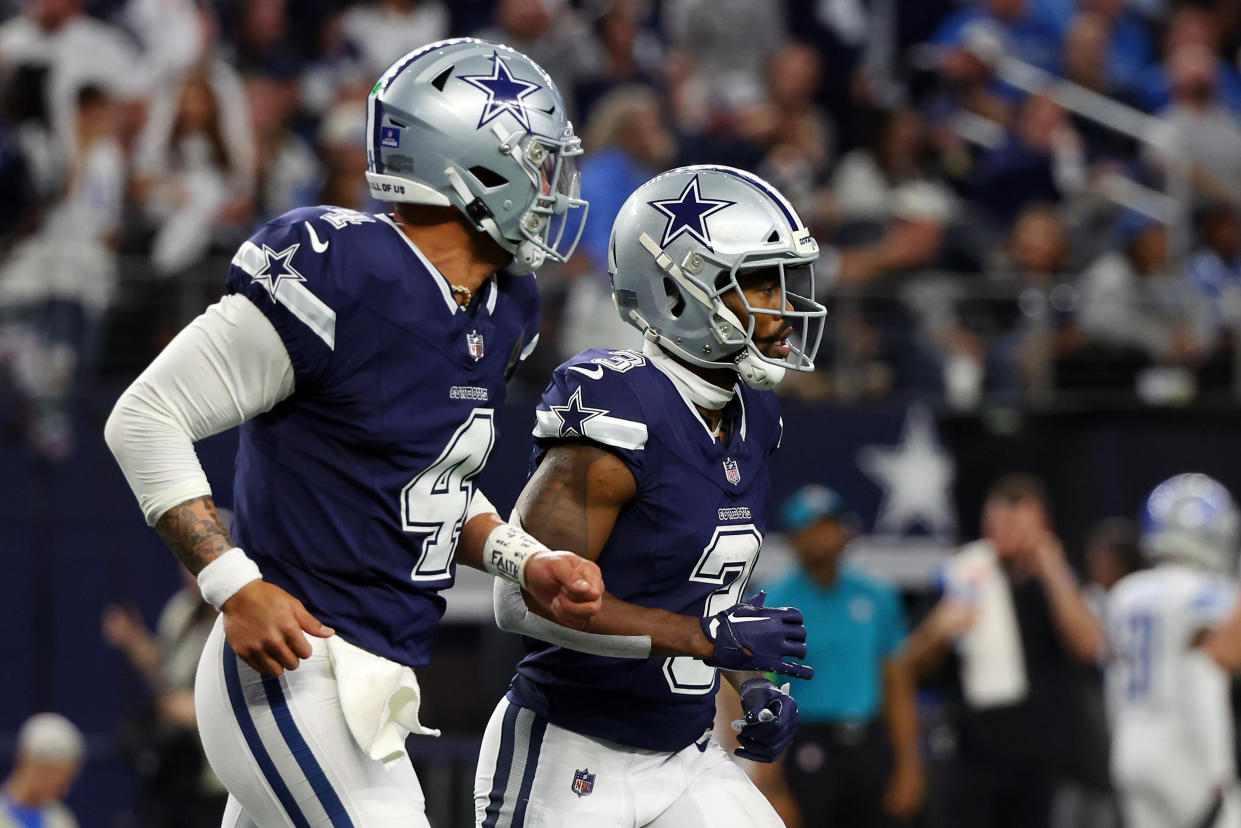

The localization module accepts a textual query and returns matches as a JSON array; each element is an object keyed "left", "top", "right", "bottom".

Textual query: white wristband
[
  {"left": 197, "top": 547, "right": 263, "bottom": 610},
  {"left": 482, "top": 524, "right": 549, "bottom": 589}
]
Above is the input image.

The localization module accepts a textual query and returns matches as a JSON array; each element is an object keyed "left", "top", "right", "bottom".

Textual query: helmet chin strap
[
  {"left": 712, "top": 304, "right": 787, "bottom": 390},
  {"left": 735, "top": 349, "right": 786, "bottom": 390},
  {"left": 509, "top": 240, "right": 545, "bottom": 274}
]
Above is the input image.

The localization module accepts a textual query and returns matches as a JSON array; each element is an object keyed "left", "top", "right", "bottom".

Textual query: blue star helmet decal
[
  {"left": 646, "top": 174, "right": 736, "bottom": 252},
  {"left": 550, "top": 387, "right": 607, "bottom": 438},
  {"left": 459, "top": 50, "right": 543, "bottom": 133},
  {"left": 252, "top": 243, "right": 305, "bottom": 299}
]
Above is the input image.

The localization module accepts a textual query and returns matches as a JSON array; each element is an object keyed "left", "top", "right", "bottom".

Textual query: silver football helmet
[
  {"left": 609, "top": 166, "right": 826, "bottom": 389},
  {"left": 365, "top": 38, "right": 588, "bottom": 273},
  {"left": 1140, "top": 473, "right": 1241, "bottom": 575}
]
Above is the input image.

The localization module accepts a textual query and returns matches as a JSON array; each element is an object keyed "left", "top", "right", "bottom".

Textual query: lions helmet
[
  {"left": 366, "top": 38, "right": 588, "bottom": 273},
  {"left": 609, "top": 166, "right": 827, "bottom": 390},
  {"left": 1140, "top": 473, "right": 1241, "bottom": 574}
]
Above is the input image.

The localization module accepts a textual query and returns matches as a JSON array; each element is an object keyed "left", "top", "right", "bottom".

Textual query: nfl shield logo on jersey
[
  {"left": 723, "top": 457, "right": 741, "bottom": 486},
  {"left": 466, "top": 330, "right": 485, "bottom": 361},
  {"left": 571, "top": 768, "right": 595, "bottom": 798}
]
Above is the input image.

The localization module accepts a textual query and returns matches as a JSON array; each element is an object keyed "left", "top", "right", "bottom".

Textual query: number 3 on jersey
[
  {"left": 664, "top": 525, "right": 762, "bottom": 695},
  {"left": 401, "top": 409, "right": 496, "bottom": 582}
]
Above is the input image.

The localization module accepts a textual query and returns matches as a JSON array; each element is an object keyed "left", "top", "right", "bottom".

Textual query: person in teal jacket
[{"left": 753, "top": 485, "right": 925, "bottom": 827}]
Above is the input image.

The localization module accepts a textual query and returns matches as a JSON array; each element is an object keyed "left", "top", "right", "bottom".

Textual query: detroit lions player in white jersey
[
  {"left": 1106, "top": 473, "right": 1241, "bottom": 828},
  {"left": 474, "top": 166, "right": 827, "bottom": 828},
  {"left": 105, "top": 40, "right": 603, "bottom": 827}
]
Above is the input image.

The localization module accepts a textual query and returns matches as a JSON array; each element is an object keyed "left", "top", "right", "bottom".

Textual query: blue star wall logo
[
  {"left": 550, "top": 387, "right": 607, "bottom": 438},
  {"left": 459, "top": 51, "right": 542, "bottom": 132},
  {"left": 647, "top": 174, "right": 735, "bottom": 251},
  {"left": 252, "top": 243, "right": 305, "bottom": 299}
]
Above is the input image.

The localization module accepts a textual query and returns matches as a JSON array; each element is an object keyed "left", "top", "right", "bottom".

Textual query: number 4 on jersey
[{"left": 401, "top": 409, "right": 496, "bottom": 582}]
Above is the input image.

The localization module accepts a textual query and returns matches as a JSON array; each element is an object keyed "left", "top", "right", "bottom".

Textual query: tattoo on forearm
[
  {"left": 155, "top": 495, "right": 235, "bottom": 575},
  {"left": 516, "top": 443, "right": 614, "bottom": 556}
]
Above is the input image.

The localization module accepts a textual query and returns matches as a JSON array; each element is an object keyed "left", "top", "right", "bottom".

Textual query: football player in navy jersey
[
  {"left": 106, "top": 40, "right": 601, "bottom": 827},
  {"left": 475, "top": 166, "right": 828, "bottom": 828}
]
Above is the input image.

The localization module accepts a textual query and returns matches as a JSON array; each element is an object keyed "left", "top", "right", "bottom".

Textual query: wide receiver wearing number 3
[
  {"left": 475, "top": 166, "right": 827, "bottom": 828},
  {"left": 105, "top": 40, "right": 601, "bottom": 827}
]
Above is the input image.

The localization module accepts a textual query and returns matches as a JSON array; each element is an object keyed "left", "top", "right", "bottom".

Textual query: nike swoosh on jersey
[
  {"left": 304, "top": 221, "right": 330, "bottom": 253},
  {"left": 567, "top": 365, "right": 604, "bottom": 380}
]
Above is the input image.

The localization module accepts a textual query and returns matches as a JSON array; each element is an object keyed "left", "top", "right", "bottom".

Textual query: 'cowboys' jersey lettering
[
  {"left": 225, "top": 205, "right": 540, "bottom": 667},
  {"left": 509, "top": 348, "right": 783, "bottom": 751}
]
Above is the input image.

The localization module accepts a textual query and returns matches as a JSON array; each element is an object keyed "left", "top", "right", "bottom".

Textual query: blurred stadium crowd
[
  {"left": 4, "top": 1, "right": 1241, "bottom": 827},
  {"left": 1, "top": 0, "right": 1241, "bottom": 459}
]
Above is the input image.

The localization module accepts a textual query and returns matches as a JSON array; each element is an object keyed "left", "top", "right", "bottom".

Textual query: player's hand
[
  {"left": 702, "top": 591, "right": 814, "bottom": 679},
  {"left": 730, "top": 678, "right": 799, "bottom": 763},
  {"left": 221, "top": 580, "right": 334, "bottom": 676},
  {"left": 523, "top": 550, "right": 604, "bottom": 630}
]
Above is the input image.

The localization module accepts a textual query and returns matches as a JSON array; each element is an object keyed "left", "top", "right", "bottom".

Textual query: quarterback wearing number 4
[
  {"left": 476, "top": 166, "right": 827, "bottom": 828},
  {"left": 106, "top": 40, "right": 603, "bottom": 827}
]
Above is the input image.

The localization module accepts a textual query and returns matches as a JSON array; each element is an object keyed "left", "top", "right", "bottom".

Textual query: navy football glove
[
  {"left": 701, "top": 591, "right": 814, "bottom": 679},
  {"left": 731, "top": 678, "right": 799, "bottom": 763}
]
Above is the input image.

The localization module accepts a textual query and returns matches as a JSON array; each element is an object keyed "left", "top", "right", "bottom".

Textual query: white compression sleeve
[
  {"left": 104, "top": 294, "right": 296, "bottom": 525},
  {"left": 492, "top": 577, "right": 652, "bottom": 658}
]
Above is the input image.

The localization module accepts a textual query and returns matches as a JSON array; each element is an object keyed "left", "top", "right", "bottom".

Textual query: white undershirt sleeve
[
  {"left": 492, "top": 578, "right": 652, "bottom": 658},
  {"left": 104, "top": 293, "right": 296, "bottom": 525}
]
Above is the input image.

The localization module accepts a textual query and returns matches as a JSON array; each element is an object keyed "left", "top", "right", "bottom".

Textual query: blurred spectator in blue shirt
[
  {"left": 749, "top": 485, "right": 924, "bottom": 827},
  {"left": 1187, "top": 200, "right": 1241, "bottom": 342},
  {"left": 1060, "top": 0, "right": 1152, "bottom": 100},
  {"left": 555, "top": 85, "right": 674, "bottom": 360},
  {"left": 577, "top": 86, "right": 676, "bottom": 272},
  {"left": 1132, "top": 6, "right": 1241, "bottom": 114},
  {"left": 0, "top": 713, "right": 85, "bottom": 828},
  {"left": 930, "top": 0, "right": 1065, "bottom": 73}
]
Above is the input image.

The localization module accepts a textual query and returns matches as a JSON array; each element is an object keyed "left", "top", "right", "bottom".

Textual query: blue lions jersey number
[
  {"left": 1121, "top": 610, "right": 1159, "bottom": 703},
  {"left": 663, "top": 524, "right": 762, "bottom": 695},
  {"left": 401, "top": 409, "right": 497, "bottom": 582}
]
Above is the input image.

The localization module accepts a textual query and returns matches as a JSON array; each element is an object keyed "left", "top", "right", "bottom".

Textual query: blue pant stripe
[
  {"left": 509, "top": 713, "right": 548, "bottom": 828},
  {"left": 222, "top": 642, "right": 311, "bottom": 828},
  {"left": 261, "top": 673, "right": 356, "bottom": 827},
  {"left": 482, "top": 702, "right": 521, "bottom": 828}
]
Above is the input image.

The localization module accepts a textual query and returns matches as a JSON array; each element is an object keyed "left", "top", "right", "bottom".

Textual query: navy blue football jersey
[
  {"left": 508, "top": 348, "right": 783, "bottom": 751},
  {"left": 225, "top": 205, "right": 540, "bottom": 667}
]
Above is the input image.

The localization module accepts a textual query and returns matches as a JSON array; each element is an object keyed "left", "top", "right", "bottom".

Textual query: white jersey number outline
[
  {"left": 401, "top": 408, "right": 496, "bottom": 582},
  {"left": 663, "top": 524, "right": 762, "bottom": 695}
]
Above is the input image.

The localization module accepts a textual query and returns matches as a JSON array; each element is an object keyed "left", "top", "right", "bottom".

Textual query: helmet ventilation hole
[
  {"left": 469, "top": 166, "right": 508, "bottom": 188},
  {"left": 431, "top": 66, "right": 453, "bottom": 91},
  {"left": 767, "top": 230, "right": 780, "bottom": 242},
  {"left": 663, "top": 278, "right": 686, "bottom": 317}
]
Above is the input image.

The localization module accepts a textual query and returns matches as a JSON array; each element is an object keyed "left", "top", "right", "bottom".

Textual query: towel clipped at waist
[{"left": 324, "top": 634, "right": 441, "bottom": 769}]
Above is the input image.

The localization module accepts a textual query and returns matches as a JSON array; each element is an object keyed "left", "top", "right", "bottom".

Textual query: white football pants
[
  {"left": 474, "top": 696, "right": 784, "bottom": 828},
  {"left": 195, "top": 617, "right": 430, "bottom": 827}
]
